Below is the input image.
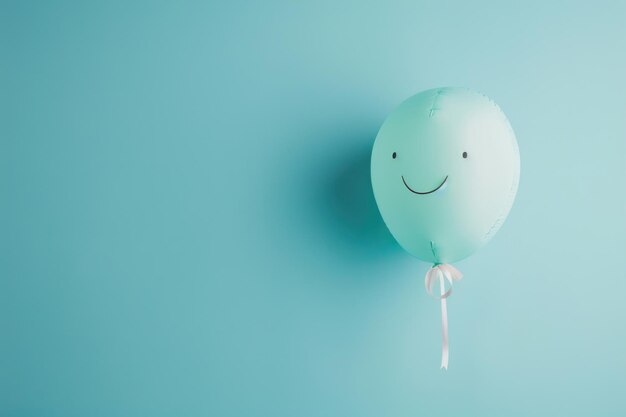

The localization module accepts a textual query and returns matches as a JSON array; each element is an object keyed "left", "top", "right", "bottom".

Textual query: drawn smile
[{"left": 401, "top": 175, "right": 448, "bottom": 195}]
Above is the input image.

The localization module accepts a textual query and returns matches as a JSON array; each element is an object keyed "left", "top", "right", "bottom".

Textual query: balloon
[
  {"left": 371, "top": 87, "right": 520, "bottom": 264},
  {"left": 370, "top": 87, "right": 520, "bottom": 369}
]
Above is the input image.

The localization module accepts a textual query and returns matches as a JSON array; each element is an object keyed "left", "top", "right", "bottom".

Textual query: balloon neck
[{"left": 429, "top": 241, "right": 441, "bottom": 265}]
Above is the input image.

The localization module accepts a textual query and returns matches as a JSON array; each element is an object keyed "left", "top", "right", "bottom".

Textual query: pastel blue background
[{"left": 2, "top": 1, "right": 625, "bottom": 416}]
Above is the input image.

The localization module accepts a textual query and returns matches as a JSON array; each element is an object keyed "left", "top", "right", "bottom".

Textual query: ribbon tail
[
  {"left": 424, "top": 263, "right": 460, "bottom": 369},
  {"left": 439, "top": 271, "right": 449, "bottom": 370}
]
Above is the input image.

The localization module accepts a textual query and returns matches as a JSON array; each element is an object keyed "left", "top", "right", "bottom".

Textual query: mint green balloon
[{"left": 371, "top": 87, "right": 520, "bottom": 264}]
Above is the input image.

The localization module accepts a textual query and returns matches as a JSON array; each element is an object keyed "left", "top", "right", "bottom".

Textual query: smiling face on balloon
[{"left": 371, "top": 88, "right": 520, "bottom": 263}]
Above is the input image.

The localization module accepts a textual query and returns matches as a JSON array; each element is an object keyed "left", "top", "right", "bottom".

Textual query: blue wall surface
[{"left": 2, "top": 1, "right": 626, "bottom": 416}]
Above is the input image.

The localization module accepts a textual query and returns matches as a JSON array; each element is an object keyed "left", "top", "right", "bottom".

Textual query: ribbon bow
[{"left": 424, "top": 263, "right": 463, "bottom": 369}]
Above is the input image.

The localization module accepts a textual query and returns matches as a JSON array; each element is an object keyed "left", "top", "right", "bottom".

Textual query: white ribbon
[{"left": 424, "top": 263, "right": 463, "bottom": 370}]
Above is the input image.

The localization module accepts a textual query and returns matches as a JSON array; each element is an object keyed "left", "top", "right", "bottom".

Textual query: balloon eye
[
  {"left": 462, "top": 152, "right": 468, "bottom": 159},
  {"left": 392, "top": 152, "right": 397, "bottom": 159}
]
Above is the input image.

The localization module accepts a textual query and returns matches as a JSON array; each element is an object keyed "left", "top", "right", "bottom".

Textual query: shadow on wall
[
  {"left": 322, "top": 143, "right": 400, "bottom": 258},
  {"left": 282, "top": 125, "right": 404, "bottom": 265}
]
